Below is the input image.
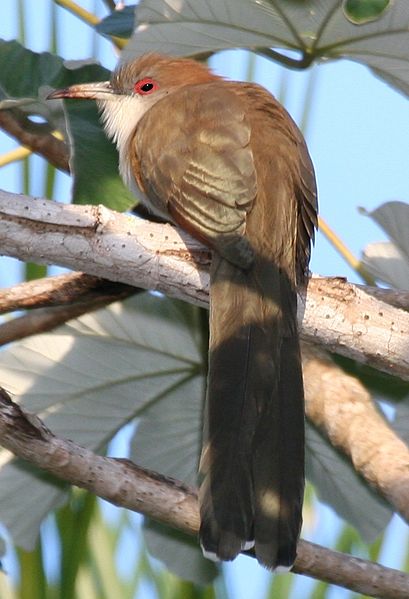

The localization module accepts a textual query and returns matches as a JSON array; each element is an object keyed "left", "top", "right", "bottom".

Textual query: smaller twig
[
  {"left": 0, "top": 272, "right": 136, "bottom": 345},
  {"left": 0, "top": 109, "right": 69, "bottom": 172},
  {"left": 0, "top": 305, "right": 97, "bottom": 346},
  {"left": 0, "top": 386, "right": 199, "bottom": 535},
  {"left": 0, "top": 272, "right": 133, "bottom": 314},
  {"left": 54, "top": 0, "right": 100, "bottom": 25},
  {"left": 54, "top": 0, "right": 126, "bottom": 48},
  {"left": 0, "top": 145, "right": 31, "bottom": 168},
  {"left": 292, "top": 540, "right": 409, "bottom": 599},
  {"left": 0, "top": 290, "right": 136, "bottom": 347},
  {"left": 0, "top": 131, "right": 64, "bottom": 170}
]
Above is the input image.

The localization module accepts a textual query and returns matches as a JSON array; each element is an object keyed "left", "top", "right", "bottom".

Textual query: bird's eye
[{"left": 134, "top": 78, "right": 159, "bottom": 95}]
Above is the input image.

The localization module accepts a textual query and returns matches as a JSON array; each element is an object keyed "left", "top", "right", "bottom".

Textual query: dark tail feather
[
  {"left": 199, "top": 254, "right": 304, "bottom": 568},
  {"left": 253, "top": 332, "right": 305, "bottom": 567}
]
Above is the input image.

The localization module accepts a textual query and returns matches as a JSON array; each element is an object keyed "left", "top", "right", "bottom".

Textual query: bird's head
[{"left": 48, "top": 53, "right": 218, "bottom": 153}]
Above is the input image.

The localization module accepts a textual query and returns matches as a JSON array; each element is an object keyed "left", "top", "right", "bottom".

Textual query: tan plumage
[{"left": 48, "top": 53, "right": 318, "bottom": 569}]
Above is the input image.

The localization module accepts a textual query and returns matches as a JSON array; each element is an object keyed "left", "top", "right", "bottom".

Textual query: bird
[{"left": 48, "top": 53, "right": 318, "bottom": 569}]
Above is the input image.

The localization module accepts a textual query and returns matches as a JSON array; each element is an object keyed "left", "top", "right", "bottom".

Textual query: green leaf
[
  {"left": 125, "top": 0, "right": 409, "bottom": 97},
  {"left": 0, "top": 294, "right": 203, "bottom": 550},
  {"left": 63, "top": 100, "right": 135, "bottom": 210},
  {"left": 0, "top": 39, "right": 135, "bottom": 210},
  {"left": 344, "top": 0, "right": 390, "bottom": 24},
  {"left": 96, "top": 6, "right": 136, "bottom": 39},
  {"left": 0, "top": 39, "right": 62, "bottom": 98},
  {"left": 344, "top": 0, "right": 390, "bottom": 25},
  {"left": 306, "top": 423, "right": 392, "bottom": 543}
]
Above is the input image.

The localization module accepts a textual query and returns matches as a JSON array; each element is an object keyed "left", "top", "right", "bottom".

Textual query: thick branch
[
  {"left": 0, "top": 387, "right": 408, "bottom": 599},
  {"left": 303, "top": 342, "right": 409, "bottom": 523},
  {"left": 301, "top": 277, "right": 409, "bottom": 379},
  {"left": 1, "top": 190, "right": 408, "bottom": 379},
  {"left": 358, "top": 285, "right": 409, "bottom": 313}
]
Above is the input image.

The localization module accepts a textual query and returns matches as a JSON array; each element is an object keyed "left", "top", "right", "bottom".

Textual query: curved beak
[{"left": 47, "top": 81, "right": 114, "bottom": 101}]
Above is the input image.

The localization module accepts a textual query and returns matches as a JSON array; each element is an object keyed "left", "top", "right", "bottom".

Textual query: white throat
[{"left": 97, "top": 95, "right": 150, "bottom": 190}]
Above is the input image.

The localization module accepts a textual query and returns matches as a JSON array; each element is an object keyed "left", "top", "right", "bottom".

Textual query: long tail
[{"left": 199, "top": 253, "right": 304, "bottom": 569}]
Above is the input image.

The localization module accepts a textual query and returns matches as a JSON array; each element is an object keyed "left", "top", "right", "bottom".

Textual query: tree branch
[
  {"left": 0, "top": 272, "right": 134, "bottom": 314},
  {"left": 0, "top": 297, "right": 135, "bottom": 346},
  {"left": 0, "top": 109, "right": 69, "bottom": 172},
  {"left": 302, "top": 342, "right": 409, "bottom": 523},
  {"left": 1, "top": 189, "right": 408, "bottom": 380},
  {"left": 1, "top": 277, "right": 407, "bottom": 519},
  {"left": 0, "top": 272, "right": 137, "bottom": 345},
  {"left": 357, "top": 285, "right": 409, "bottom": 312},
  {"left": 0, "top": 387, "right": 408, "bottom": 599}
]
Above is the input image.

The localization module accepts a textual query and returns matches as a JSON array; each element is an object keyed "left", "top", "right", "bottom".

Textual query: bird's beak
[{"left": 47, "top": 81, "right": 115, "bottom": 101}]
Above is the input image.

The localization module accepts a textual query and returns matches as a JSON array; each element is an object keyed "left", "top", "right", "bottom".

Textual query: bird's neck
[{"left": 96, "top": 95, "right": 147, "bottom": 192}]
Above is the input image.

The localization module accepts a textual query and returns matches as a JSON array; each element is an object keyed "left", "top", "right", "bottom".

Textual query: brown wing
[
  {"left": 294, "top": 132, "right": 318, "bottom": 283},
  {"left": 131, "top": 82, "right": 258, "bottom": 268},
  {"left": 235, "top": 82, "right": 318, "bottom": 284}
]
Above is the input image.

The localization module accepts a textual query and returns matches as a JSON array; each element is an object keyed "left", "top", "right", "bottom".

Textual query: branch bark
[
  {"left": 0, "top": 272, "right": 134, "bottom": 314},
  {"left": 0, "top": 109, "right": 69, "bottom": 172},
  {"left": 1, "top": 189, "right": 408, "bottom": 380},
  {"left": 0, "top": 387, "right": 408, "bottom": 599},
  {"left": 302, "top": 342, "right": 409, "bottom": 523},
  {"left": 0, "top": 272, "right": 137, "bottom": 345}
]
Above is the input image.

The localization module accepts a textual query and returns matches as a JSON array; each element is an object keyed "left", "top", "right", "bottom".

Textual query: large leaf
[
  {"left": 365, "top": 201, "right": 409, "bottom": 262},
  {"left": 130, "top": 317, "right": 209, "bottom": 581},
  {"left": 305, "top": 423, "right": 392, "bottom": 543},
  {"left": 96, "top": 5, "right": 136, "bottom": 39},
  {"left": 130, "top": 374, "right": 204, "bottom": 485},
  {"left": 391, "top": 395, "right": 409, "bottom": 443},
  {"left": 0, "top": 456, "right": 68, "bottom": 551},
  {"left": 121, "top": 0, "right": 409, "bottom": 97},
  {"left": 131, "top": 370, "right": 215, "bottom": 582},
  {"left": 63, "top": 100, "right": 133, "bottom": 210},
  {"left": 143, "top": 520, "right": 219, "bottom": 584},
  {"left": 0, "top": 39, "right": 134, "bottom": 210},
  {"left": 361, "top": 202, "right": 409, "bottom": 290},
  {"left": 133, "top": 354, "right": 394, "bottom": 555},
  {"left": 362, "top": 242, "right": 409, "bottom": 290},
  {"left": 0, "top": 294, "right": 203, "bottom": 549}
]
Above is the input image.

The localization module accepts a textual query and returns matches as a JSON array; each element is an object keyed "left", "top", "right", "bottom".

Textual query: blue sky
[{"left": 1, "top": 1, "right": 409, "bottom": 597}]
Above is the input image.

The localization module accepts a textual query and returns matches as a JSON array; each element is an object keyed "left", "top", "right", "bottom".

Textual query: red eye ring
[{"left": 134, "top": 78, "right": 159, "bottom": 95}]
